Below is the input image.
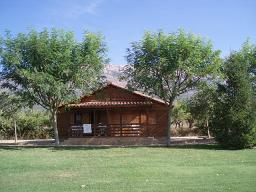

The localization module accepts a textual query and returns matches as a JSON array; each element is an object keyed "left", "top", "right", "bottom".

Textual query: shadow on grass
[
  {"left": 50, "top": 144, "right": 255, "bottom": 151},
  {"left": 0, "top": 146, "right": 24, "bottom": 150},
  {"left": 167, "top": 144, "right": 224, "bottom": 150},
  {"left": 56, "top": 144, "right": 226, "bottom": 151},
  {"left": 51, "top": 146, "right": 115, "bottom": 151},
  {"left": 0, "top": 144, "right": 227, "bottom": 151}
]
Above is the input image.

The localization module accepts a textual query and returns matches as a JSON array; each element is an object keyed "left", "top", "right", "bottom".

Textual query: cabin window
[{"left": 74, "top": 113, "right": 82, "bottom": 125}]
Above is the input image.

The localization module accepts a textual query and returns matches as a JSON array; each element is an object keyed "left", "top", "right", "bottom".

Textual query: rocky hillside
[{"left": 104, "top": 64, "right": 126, "bottom": 86}]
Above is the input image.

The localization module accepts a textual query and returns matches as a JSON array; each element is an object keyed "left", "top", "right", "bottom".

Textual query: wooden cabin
[{"left": 57, "top": 83, "right": 169, "bottom": 145}]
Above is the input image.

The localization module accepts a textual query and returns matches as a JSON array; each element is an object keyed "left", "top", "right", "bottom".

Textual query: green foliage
[
  {"left": 171, "top": 101, "right": 196, "bottom": 136},
  {"left": 16, "top": 109, "right": 52, "bottom": 139},
  {"left": 0, "top": 29, "right": 107, "bottom": 110},
  {"left": 241, "top": 40, "right": 256, "bottom": 93},
  {"left": 123, "top": 29, "right": 221, "bottom": 103},
  {"left": 0, "top": 91, "right": 26, "bottom": 117},
  {"left": 0, "top": 116, "right": 12, "bottom": 139},
  {"left": 0, "top": 109, "right": 52, "bottom": 139},
  {"left": 212, "top": 42, "right": 256, "bottom": 149},
  {"left": 188, "top": 85, "right": 217, "bottom": 136},
  {"left": 172, "top": 101, "right": 191, "bottom": 125},
  {"left": 122, "top": 29, "right": 221, "bottom": 144},
  {"left": 0, "top": 29, "right": 108, "bottom": 144},
  {"left": 0, "top": 91, "right": 26, "bottom": 139}
]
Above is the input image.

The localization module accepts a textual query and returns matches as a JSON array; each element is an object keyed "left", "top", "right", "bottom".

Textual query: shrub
[
  {"left": 0, "top": 109, "right": 53, "bottom": 139},
  {"left": 0, "top": 117, "right": 13, "bottom": 139}
]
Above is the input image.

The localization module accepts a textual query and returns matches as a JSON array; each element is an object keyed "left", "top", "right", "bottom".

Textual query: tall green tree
[
  {"left": 0, "top": 29, "right": 108, "bottom": 145},
  {"left": 241, "top": 41, "right": 256, "bottom": 94},
  {"left": 188, "top": 85, "right": 216, "bottom": 138},
  {"left": 212, "top": 43, "right": 256, "bottom": 149},
  {"left": 122, "top": 30, "right": 221, "bottom": 146}
]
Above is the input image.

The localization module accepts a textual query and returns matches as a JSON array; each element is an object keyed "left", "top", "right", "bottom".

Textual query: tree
[
  {"left": 172, "top": 101, "right": 191, "bottom": 130},
  {"left": 122, "top": 29, "right": 221, "bottom": 146},
  {"left": 212, "top": 43, "right": 256, "bottom": 149},
  {"left": 0, "top": 92, "right": 25, "bottom": 143},
  {"left": 0, "top": 29, "right": 108, "bottom": 145},
  {"left": 241, "top": 41, "right": 256, "bottom": 92},
  {"left": 188, "top": 85, "right": 216, "bottom": 138}
]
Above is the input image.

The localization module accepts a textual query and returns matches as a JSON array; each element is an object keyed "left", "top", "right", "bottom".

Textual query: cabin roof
[
  {"left": 83, "top": 82, "right": 167, "bottom": 104},
  {"left": 61, "top": 82, "right": 168, "bottom": 108}
]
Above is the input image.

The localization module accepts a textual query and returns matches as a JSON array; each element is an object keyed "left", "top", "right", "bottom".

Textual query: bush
[
  {"left": 0, "top": 117, "right": 13, "bottom": 139},
  {"left": 0, "top": 109, "right": 53, "bottom": 139}
]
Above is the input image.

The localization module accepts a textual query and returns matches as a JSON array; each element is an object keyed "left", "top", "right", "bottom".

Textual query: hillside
[{"left": 104, "top": 64, "right": 126, "bottom": 86}]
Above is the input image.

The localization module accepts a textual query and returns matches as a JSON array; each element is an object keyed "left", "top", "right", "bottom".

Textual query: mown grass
[{"left": 0, "top": 145, "right": 255, "bottom": 192}]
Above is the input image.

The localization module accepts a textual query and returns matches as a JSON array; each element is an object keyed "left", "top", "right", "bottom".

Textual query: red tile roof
[{"left": 67, "top": 101, "right": 153, "bottom": 108}]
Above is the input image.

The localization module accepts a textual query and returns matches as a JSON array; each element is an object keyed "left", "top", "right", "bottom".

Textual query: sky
[{"left": 0, "top": 0, "right": 255, "bottom": 65}]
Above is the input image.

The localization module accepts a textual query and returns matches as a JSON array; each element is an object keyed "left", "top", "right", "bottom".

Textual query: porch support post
[
  {"left": 69, "top": 111, "right": 74, "bottom": 138},
  {"left": 93, "top": 109, "right": 96, "bottom": 136},
  {"left": 139, "top": 109, "right": 141, "bottom": 136},
  {"left": 120, "top": 108, "right": 122, "bottom": 137},
  {"left": 146, "top": 108, "right": 149, "bottom": 137},
  {"left": 139, "top": 109, "right": 141, "bottom": 124},
  {"left": 106, "top": 108, "right": 110, "bottom": 136}
]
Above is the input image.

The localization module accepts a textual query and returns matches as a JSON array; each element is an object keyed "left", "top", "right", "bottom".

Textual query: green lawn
[{"left": 0, "top": 146, "right": 255, "bottom": 192}]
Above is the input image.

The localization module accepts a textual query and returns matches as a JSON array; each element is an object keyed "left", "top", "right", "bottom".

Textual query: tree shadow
[
  {"left": 167, "top": 144, "right": 224, "bottom": 150},
  {"left": 50, "top": 144, "right": 225, "bottom": 151},
  {"left": 51, "top": 146, "right": 117, "bottom": 151},
  {"left": 0, "top": 146, "right": 24, "bottom": 150},
  {"left": 0, "top": 144, "right": 243, "bottom": 151}
]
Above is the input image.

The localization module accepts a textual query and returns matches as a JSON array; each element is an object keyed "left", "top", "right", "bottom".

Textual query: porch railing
[{"left": 69, "top": 123, "right": 157, "bottom": 137}]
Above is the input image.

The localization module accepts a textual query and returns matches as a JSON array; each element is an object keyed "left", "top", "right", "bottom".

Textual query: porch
[
  {"left": 70, "top": 123, "right": 158, "bottom": 137},
  {"left": 68, "top": 108, "right": 159, "bottom": 138}
]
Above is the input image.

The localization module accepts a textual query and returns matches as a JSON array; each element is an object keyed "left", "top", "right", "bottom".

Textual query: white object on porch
[{"left": 83, "top": 124, "right": 92, "bottom": 133}]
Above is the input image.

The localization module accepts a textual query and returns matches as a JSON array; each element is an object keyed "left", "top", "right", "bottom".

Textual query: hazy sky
[{"left": 1, "top": 0, "right": 255, "bottom": 64}]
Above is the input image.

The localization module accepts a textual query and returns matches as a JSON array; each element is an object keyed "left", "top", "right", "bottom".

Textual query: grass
[{"left": 0, "top": 145, "right": 255, "bottom": 192}]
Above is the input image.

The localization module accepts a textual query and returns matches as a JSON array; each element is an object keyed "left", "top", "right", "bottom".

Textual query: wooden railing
[{"left": 69, "top": 124, "right": 157, "bottom": 137}]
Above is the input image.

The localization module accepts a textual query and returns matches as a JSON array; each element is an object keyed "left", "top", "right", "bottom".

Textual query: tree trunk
[
  {"left": 52, "top": 110, "right": 59, "bottom": 145},
  {"left": 14, "top": 120, "right": 17, "bottom": 144},
  {"left": 188, "top": 119, "right": 193, "bottom": 129},
  {"left": 167, "top": 105, "right": 173, "bottom": 146},
  {"left": 206, "top": 119, "right": 211, "bottom": 138}
]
